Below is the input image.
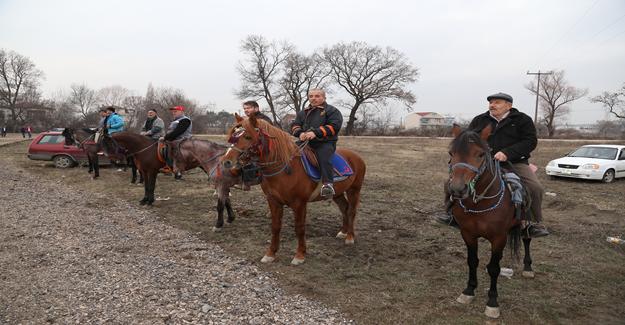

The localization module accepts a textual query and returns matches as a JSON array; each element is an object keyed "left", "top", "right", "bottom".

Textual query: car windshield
[{"left": 569, "top": 147, "right": 617, "bottom": 160}]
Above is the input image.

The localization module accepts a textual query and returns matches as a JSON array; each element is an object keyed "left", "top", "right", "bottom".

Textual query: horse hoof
[
  {"left": 345, "top": 238, "right": 355, "bottom": 245},
  {"left": 291, "top": 257, "right": 305, "bottom": 265},
  {"left": 456, "top": 294, "right": 475, "bottom": 304},
  {"left": 260, "top": 255, "right": 275, "bottom": 263},
  {"left": 212, "top": 226, "right": 222, "bottom": 232},
  {"left": 139, "top": 201, "right": 147, "bottom": 206},
  {"left": 522, "top": 271, "right": 535, "bottom": 278},
  {"left": 336, "top": 231, "right": 347, "bottom": 239},
  {"left": 484, "top": 306, "right": 500, "bottom": 319},
  {"left": 225, "top": 221, "right": 233, "bottom": 226}
]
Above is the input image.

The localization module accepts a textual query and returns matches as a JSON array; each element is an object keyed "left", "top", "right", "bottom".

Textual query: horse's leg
[
  {"left": 457, "top": 234, "right": 478, "bottom": 305},
  {"left": 225, "top": 191, "right": 235, "bottom": 224},
  {"left": 484, "top": 238, "right": 506, "bottom": 319},
  {"left": 92, "top": 153, "right": 99, "bottom": 179},
  {"left": 261, "top": 198, "right": 284, "bottom": 264},
  {"left": 139, "top": 169, "right": 151, "bottom": 205},
  {"left": 522, "top": 238, "right": 534, "bottom": 278},
  {"left": 333, "top": 193, "right": 350, "bottom": 241},
  {"left": 130, "top": 158, "right": 137, "bottom": 184},
  {"left": 87, "top": 154, "right": 93, "bottom": 174},
  {"left": 291, "top": 201, "right": 308, "bottom": 265},
  {"left": 146, "top": 171, "right": 157, "bottom": 205},
  {"left": 344, "top": 186, "right": 362, "bottom": 244},
  {"left": 213, "top": 187, "right": 225, "bottom": 232}
]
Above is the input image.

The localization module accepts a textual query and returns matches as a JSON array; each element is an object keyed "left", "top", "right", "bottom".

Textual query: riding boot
[
  {"left": 320, "top": 183, "right": 335, "bottom": 198},
  {"left": 523, "top": 223, "right": 549, "bottom": 238},
  {"left": 433, "top": 211, "right": 459, "bottom": 229}
]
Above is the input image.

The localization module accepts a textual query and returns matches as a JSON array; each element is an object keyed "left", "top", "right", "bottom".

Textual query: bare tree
[
  {"left": 98, "top": 85, "right": 130, "bottom": 107},
  {"left": 0, "top": 49, "right": 44, "bottom": 131},
  {"left": 122, "top": 95, "right": 145, "bottom": 130},
  {"left": 590, "top": 83, "right": 625, "bottom": 119},
  {"left": 525, "top": 70, "right": 588, "bottom": 138},
  {"left": 323, "top": 42, "right": 419, "bottom": 135},
  {"left": 68, "top": 83, "right": 99, "bottom": 120},
  {"left": 236, "top": 35, "right": 293, "bottom": 125},
  {"left": 279, "top": 52, "right": 332, "bottom": 114}
]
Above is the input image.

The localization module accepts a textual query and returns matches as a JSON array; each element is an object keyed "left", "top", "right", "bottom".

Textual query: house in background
[{"left": 404, "top": 112, "right": 455, "bottom": 129}]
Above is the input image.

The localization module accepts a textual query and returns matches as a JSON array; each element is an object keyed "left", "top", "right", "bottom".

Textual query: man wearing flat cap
[{"left": 437, "top": 92, "right": 549, "bottom": 238}]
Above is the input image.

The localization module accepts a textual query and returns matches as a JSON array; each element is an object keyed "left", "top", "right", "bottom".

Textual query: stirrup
[{"left": 320, "top": 184, "right": 335, "bottom": 198}]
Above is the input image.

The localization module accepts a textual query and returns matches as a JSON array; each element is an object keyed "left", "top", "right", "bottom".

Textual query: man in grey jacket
[{"left": 140, "top": 109, "right": 165, "bottom": 141}]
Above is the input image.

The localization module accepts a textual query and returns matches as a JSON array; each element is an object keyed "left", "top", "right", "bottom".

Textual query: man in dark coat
[
  {"left": 436, "top": 92, "right": 549, "bottom": 238},
  {"left": 243, "top": 100, "right": 273, "bottom": 125},
  {"left": 291, "top": 89, "right": 343, "bottom": 198}
]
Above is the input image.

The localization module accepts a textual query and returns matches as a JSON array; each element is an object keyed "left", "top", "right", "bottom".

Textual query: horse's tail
[{"left": 507, "top": 224, "right": 521, "bottom": 263}]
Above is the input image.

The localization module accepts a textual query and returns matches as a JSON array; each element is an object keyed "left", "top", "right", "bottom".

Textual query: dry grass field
[{"left": 2, "top": 135, "right": 624, "bottom": 324}]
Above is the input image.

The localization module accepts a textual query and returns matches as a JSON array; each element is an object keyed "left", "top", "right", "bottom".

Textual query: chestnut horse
[
  {"left": 221, "top": 113, "right": 366, "bottom": 265},
  {"left": 448, "top": 125, "right": 534, "bottom": 319},
  {"left": 62, "top": 127, "right": 141, "bottom": 183}
]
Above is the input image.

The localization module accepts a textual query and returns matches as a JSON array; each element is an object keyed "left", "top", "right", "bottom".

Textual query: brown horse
[
  {"left": 170, "top": 138, "right": 240, "bottom": 231},
  {"left": 448, "top": 124, "right": 533, "bottom": 319},
  {"left": 62, "top": 127, "right": 141, "bottom": 183},
  {"left": 221, "top": 113, "right": 366, "bottom": 265}
]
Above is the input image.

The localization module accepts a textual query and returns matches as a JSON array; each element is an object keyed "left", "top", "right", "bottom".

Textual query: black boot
[
  {"left": 523, "top": 223, "right": 550, "bottom": 238},
  {"left": 433, "top": 211, "right": 459, "bottom": 229}
]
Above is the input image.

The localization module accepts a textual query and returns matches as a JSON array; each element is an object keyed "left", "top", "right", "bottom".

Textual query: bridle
[{"left": 449, "top": 148, "right": 506, "bottom": 213}]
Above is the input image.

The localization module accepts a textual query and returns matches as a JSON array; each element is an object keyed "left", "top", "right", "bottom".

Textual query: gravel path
[{"left": 0, "top": 163, "right": 350, "bottom": 324}]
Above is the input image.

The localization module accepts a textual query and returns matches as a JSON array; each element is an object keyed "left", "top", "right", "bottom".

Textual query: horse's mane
[
  {"left": 239, "top": 118, "right": 298, "bottom": 165},
  {"left": 450, "top": 129, "right": 489, "bottom": 156}
]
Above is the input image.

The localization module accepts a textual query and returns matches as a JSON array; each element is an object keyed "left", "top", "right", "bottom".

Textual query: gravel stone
[{"left": 0, "top": 164, "right": 351, "bottom": 324}]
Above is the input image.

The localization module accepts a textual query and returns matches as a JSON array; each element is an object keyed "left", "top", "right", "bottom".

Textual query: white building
[{"left": 404, "top": 112, "right": 455, "bottom": 129}]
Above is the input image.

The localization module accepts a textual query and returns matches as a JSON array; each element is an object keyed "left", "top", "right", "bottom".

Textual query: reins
[{"left": 450, "top": 151, "right": 507, "bottom": 213}]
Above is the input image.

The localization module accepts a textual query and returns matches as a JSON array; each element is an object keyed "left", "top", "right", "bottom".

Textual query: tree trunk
[{"left": 345, "top": 101, "right": 363, "bottom": 135}]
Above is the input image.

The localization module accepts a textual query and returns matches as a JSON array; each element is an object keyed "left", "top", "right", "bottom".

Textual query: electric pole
[{"left": 526, "top": 70, "right": 553, "bottom": 123}]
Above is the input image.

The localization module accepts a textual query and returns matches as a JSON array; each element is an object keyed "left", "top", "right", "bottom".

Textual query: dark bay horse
[
  {"left": 221, "top": 113, "right": 366, "bottom": 265},
  {"left": 448, "top": 124, "right": 534, "bottom": 319},
  {"left": 170, "top": 138, "right": 240, "bottom": 231},
  {"left": 62, "top": 127, "right": 141, "bottom": 183}
]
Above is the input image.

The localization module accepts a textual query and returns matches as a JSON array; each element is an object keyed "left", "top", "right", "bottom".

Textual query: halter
[{"left": 449, "top": 151, "right": 506, "bottom": 213}]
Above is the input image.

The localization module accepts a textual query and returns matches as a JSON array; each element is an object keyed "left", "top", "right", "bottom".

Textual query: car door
[{"left": 616, "top": 149, "right": 625, "bottom": 178}]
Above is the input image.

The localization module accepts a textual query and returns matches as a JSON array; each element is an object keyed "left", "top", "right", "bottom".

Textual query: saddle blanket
[{"left": 301, "top": 153, "right": 353, "bottom": 182}]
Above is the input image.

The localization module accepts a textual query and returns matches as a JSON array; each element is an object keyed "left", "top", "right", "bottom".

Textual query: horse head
[
  {"left": 222, "top": 113, "right": 263, "bottom": 169},
  {"left": 62, "top": 128, "right": 77, "bottom": 146},
  {"left": 448, "top": 124, "right": 492, "bottom": 199}
]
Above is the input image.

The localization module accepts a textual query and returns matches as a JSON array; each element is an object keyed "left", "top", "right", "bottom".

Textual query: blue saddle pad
[{"left": 301, "top": 153, "right": 354, "bottom": 182}]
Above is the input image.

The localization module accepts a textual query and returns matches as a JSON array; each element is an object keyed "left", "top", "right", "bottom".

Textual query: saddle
[{"left": 300, "top": 146, "right": 353, "bottom": 182}]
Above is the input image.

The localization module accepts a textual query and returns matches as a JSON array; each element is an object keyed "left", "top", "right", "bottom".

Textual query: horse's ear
[
  {"left": 235, "top": 113, "right": 243, "bottom": 123},
  {"left": 480, "top": 124, "right": 492, "bottom": 140},
  {"left": 451, "top": 124, "right": 462, "bottom": 138}
]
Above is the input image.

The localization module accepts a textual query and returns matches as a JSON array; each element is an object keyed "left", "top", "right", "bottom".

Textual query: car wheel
[
  {"left": 602, "top": 169, "right": 615, "bottom": 183},
  {"left": 53, "top": 155, "right": 75, "bottom": 168}
]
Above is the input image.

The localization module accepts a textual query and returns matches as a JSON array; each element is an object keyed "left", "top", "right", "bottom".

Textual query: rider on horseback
[
  {"left": 159, "top": 105, "right": 192, "bottom": 180},
  {"left": 436, "top": 92, "right": 549, "bottom": 238},
  {"left": 243, "top": 100, "right": 273, "bottom": 125},
  {"left": 290, "top": 89, "right": 343, "bottom": 199},
  {"left": 140, "top": 108, "right": 165, "bottom": 141}
]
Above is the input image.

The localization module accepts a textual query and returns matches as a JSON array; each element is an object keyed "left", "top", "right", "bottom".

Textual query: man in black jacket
[
  {"left": 291, "top": 89, "right": 343, "bottom": 198},
  {"left": 436, "top": 92, "right": 549, "bottom": 238},
  {"left": 243, "top": 100, "right": 273, "bottom": 125}
]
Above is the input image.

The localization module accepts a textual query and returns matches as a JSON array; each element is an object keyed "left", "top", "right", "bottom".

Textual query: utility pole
[{"left": 526, "top": 70, "right": 553, "bottom": 123}]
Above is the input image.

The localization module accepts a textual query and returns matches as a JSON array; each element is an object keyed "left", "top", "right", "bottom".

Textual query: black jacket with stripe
[{"left": 291, "top": 103, "right": 342, "bottom": 143}]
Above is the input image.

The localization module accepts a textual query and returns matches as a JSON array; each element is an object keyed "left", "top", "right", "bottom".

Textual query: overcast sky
[{"left": 1, "top": 0, "right": 624, "bottom": 124}]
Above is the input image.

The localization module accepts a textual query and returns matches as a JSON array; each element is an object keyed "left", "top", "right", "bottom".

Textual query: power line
[{"left": 526, "top": 70, "right": 553, "bottom": 123}]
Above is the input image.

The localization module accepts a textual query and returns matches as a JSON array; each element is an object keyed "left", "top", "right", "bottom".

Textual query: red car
[{"left": 27, "top": 131, "right": 109, "bottom": 168}]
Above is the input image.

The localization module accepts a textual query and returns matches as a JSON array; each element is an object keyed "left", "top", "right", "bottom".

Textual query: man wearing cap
[
  {"left": 160, "top": 105, "right": 192, "bottom": 179},
  {"left": 291, "top": 89, "right": 343, "bottom": 199},
  {"left": 243, "top": 100, "right": 273, "bottom": 125},
  {"left": 140, "top": 109, "right": 165, "bottom": 141},
  {"left": 436, "top": 92, "right": 549, "bottom": 238}
]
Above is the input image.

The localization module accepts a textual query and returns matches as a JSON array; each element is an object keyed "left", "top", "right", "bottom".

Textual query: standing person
[
  {"left": 160, "top": 105, "right": 192, "bottom": 180},
  {"left": 140, "top": 109, "right": 165, "bottom": 141},
  {"left": 290, "top": 89, "right": 343, "bottom": 199},
  {"left": 26, "top": 125, "right": 32, "bottom": 138},
  {"left": 243, "top": 100, "right": 273, "bottom": 125},
  {"left": 1, "top": 126, "right": 6, "bottom": 137},
  {"left": 436, "top": 92, "right": 549, "bottom": 238},
  {"left": 20, "top": 127, "right": 25, "bottom": 138}
]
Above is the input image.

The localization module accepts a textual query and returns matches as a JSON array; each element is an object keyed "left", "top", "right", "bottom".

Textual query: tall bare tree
[
  {"left": 0, "top": 49, "right": 44, "bottom": 131},
  {"left": 590, "top": 83, "right": 625, "bottom": 119},
  {"left": 68, "top": 83, "right": 98, "bottom": 120},
  {"left": 98, "top": 85, "right": 129, "bottom": 107},
  {"left": 280, "top": 52, "right": 332, "bottom": 114},
  {"left": 525, "top": 70, "right": 588, "bottom": 138},
  {"left": 236, "top": 35, "right": 293, "bottom": 125},
  {"left": 323, "top": 42, "right": 419, "bottom": 135}
]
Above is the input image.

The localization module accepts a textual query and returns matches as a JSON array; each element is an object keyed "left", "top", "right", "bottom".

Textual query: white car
[{"left": 546, "top": 144, "right": 625, "bottom": 183}]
